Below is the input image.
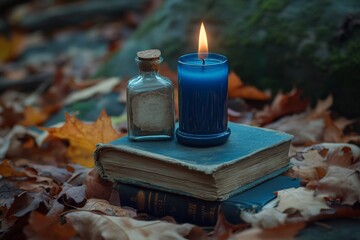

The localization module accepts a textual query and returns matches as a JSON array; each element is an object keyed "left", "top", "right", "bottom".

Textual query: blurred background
[{"left": 1, "top": 0, "right": 360, "bottom": 119}]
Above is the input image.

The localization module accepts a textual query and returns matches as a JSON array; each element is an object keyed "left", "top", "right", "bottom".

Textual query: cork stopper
[
  {"left": 136, "top": 49, "right": 162, "bottom": 71},
  {"left": 137, "top": 49, "right": 161, "bottom": 61}
]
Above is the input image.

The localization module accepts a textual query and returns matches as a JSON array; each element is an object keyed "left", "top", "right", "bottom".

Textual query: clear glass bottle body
[{"left": 127, "top": 57, "right": 175, "bottom": 141}]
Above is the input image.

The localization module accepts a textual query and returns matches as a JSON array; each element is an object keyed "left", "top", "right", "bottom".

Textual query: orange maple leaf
[
  {"left": 228, "top": 71, "right": 270, "bottom": 101},
  {"left": 43, "top": 110, "right": 122, "bottom": 167}
]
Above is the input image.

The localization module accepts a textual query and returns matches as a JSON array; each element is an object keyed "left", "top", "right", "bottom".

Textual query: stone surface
[{"left": 97, "top": 0, "right": 360, "bottom": 117}]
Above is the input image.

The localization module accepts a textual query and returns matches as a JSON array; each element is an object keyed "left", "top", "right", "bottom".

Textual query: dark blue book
[
  {"left": 95, "top": 122, "right": 293, "bottom": 201},
  {"left": 116, "top": 175, "right": 301, "bottom": 226}
]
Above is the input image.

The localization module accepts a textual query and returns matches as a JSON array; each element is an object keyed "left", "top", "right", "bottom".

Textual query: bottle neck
[
  {"left": 136, "top": 56, "right": 162, "bottom": 77},
  {"left": 139, "top": 69, "right": 159, "bottom": 78}
]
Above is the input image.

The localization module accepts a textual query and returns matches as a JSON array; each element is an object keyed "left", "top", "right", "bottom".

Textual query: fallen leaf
[
  {"left": 228, "top": 72, "right": 269, "bottom": 101},
  {"left": 212, "top": 211, "right": 249, "bottom": 240},
  {"left": 307, "top": 166, "right": 360, "bottom": 206},
  {"left": 43, "top": 110, "right": 122, "bottom": 167},
  {"left": 18, "top": 106, "right": 49, "bottom": 126},
  {"left": 66, "top": 164, "right": 92, "bottom": 186},
  {"left": 77, "top": 198, "right": 136, "bottom": 217},
  {"left": 301, "top": 143, "right": 360, "bottom": 169},
  {"left": 0, "top": 160, "right": 61, "bottom": 195},
  {"left": 308, "top": 95, "right": 333, "bottom": 119},
  {"left": 0, "top": 159, "right": 28, "bottom": 178},
  {"left": 241, "top": 208, "right": 287, "bottom": 229},
  {"left": 1, "top": 191, "right": 53, "bottom": 233},
  {"left": 58, "top": 184, "right": 87, "bottom": 208},
  {"left": 276, "top": 187, "right": 330, "bottom": 219},
  {"left": 85, "top": 169, "right": 113, "bottom": 200},
  {"left": 265, "top": 112, "right": 324, "bottom": 145},
  {"left": 323, "top": 113, "right": 344, "bottom": 143},
  {"left": 230, "top": 222, "right": 306, "bottom": 240},
  {"left": 285, "top": 165, "right": 327, "bottom": 182},
  {"left": 0, "top": 180, "right": 22, "bottom": 208},
  {"left": 66, "top": 145, "right": 95, "bottom": 169},
  {"left": 255, "top": 89, "right": 309, "bottom": 125},
  {"left": 289, "top": 143, "right": 360, "bottom": 183},
  {"left": 31, "top": 164, "right": 72, "bottom": 184},
  {"left": 6, "top": 192, "right": 52, "bottom": 218},
  {"left": 4, "top": 132, "right": 69, "bottom": 166},
  {"left": 24, "top": 211, "right": 76, "bottom": 239},
  {"left": 65, "top": 211, "right": 197, "bottom": 240},
  {"left": 0, "top": 36, "right": 12, "bottom": 61}
]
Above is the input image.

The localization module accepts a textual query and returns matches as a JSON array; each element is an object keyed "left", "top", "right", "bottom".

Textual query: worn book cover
[
  {"left": 116, "top": 175, "right": 301, "bottom": 226},
  {"left": 95, "top": 122, "right": 293, "bottom": 201}
]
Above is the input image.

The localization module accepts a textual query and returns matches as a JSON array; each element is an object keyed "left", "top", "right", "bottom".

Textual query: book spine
[{"left": 117, "top": 183, "right": 256, "bottom": 226}]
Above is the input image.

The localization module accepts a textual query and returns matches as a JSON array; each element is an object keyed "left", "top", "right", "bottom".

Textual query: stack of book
[{"left": 94, "top": 122, "right": 300, "bottom": 226}]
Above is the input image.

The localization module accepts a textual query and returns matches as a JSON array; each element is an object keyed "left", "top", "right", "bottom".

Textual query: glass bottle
[{"left": 126, "top": 49, "right": 175, "bottom": 141}]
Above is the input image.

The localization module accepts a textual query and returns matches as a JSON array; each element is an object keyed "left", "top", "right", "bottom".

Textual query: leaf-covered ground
[{"left": 1, "top": 1, "right": 360, "bottom": 239}]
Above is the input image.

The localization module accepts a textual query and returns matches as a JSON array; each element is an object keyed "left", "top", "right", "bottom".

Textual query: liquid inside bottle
[{"left": 126, "top": 49, "right": 175, "bottom": 141}]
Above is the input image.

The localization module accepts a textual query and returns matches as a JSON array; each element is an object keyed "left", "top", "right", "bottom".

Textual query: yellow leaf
[
  {"left": 19, "top": 106, "right": 49, "bottom": 126},
  {"left": 66, "top": 146, "right": 94, "bottom": 168},
  {"left": 43, "top": 110, "right": 122, "bottom": 167}
]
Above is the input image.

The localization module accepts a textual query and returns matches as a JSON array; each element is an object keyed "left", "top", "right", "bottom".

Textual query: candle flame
[{"left": 198, "top": 22, "right": 208, "bottom": 60}]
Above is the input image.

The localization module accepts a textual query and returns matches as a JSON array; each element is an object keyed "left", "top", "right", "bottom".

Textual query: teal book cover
[
  {"left": 95, "top": 122, "right": 293, "bottom": 200},
  {"left": 117, "top": 175, "right": 301, "bottom": 226}
]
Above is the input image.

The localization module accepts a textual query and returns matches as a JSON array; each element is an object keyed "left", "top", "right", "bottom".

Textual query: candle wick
[{"left": 200, "top": 57, "right": 205, "bottom": 65}]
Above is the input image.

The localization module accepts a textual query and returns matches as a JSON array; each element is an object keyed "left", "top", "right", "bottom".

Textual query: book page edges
[{"left": 94, "top": 136, "right": 292, "bottom": 175}]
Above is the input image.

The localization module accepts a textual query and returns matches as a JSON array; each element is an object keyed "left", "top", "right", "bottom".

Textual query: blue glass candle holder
[{"left": 176, "top": 53, "right": 231, "bottom": 147}]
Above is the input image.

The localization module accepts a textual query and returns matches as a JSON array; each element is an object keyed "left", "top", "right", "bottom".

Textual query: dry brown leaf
[
  {"left": 0, "top": 180, "right": 22, "bottom": 208},
  {"left": 230, "top": 222, "right": 306, "bottom": 240},
  {"left": 323, "top": 113, "right": 344, "bottom": 143},
  {"left": 77, "top": 199, "right": 136, "bottom": 217},
  {"left": 276, "top": 187, "right": 330, "bottom": 219},
  {"left": 241, "top": 208, "right": 287, "bottom": 229},
  {"left": 66, "top": 164, "right": 92, "bottom": 186},
  {"left": 2, "top": 191, "right": 52, "bottom": 232},
  {"left": 0, "top": 160, "right": 61, "bottom": 195},
  {"left": 265, "top": 112, "right": 324, "bottom": 145},
  {"left": 85, "top": 169, "right": 113, "bottom": 200},
  {"left": 4, "top": 130, "right": 69, "bottom": 166},
  {"left": 308, "top": 95, "right": 333, "bottom": 119},
  {"left": 286, "top": 165, "right": 327, "bottom": 182},
  {"left": 58, "top": 184, "right": 87, "bottom": 208},
  {"left": 228, "top": 72, "right": 269, "bottom": 101},
  {"left": 212, "top": 211, "right": 249, "bottom": 240},
  {"left": 301, "top": 143, "right": 360, "bottom": 169},
  {"left": 307, "top": 166, "right": 360, "bottom": 206},
  {"left": 31, "top": 164, "right": 72, "bottom": 184},
  {"left": 0, "top": 159, "right": 28, "bottom": 178},
  {"left": 0, "top": 102, "right": 23, "bottom": 128},
  {"left": 255, "top": 89, "right": 309, "bottom": 125},
  {"left": 66, "top": 211, "right": 197, "bottom": 240},
  {"left": 24, "top": 211, "right": 76, "bottom": 239},
  {"left": 43, "top": 110, "right": 122, "bottom": 167}
]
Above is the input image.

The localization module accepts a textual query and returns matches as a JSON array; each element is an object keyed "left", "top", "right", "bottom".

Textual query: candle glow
[{"left": 198, "top": 22, "right": 208, "bottom": 60}]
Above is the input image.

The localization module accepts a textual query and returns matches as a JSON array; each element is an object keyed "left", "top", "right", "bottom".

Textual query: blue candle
[{"left": 176, "top": 53, "right": 231, "bottom": 147}]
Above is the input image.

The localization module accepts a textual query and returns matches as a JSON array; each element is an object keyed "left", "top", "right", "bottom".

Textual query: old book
[
  {"left": 116, "top": 175, "right": 301, "bottom": 226},
  {"left": 94, "top": 122, "right": 293, "bottom": 201}
]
